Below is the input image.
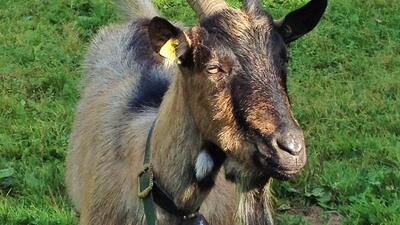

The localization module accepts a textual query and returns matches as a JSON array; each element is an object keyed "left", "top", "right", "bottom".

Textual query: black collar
[
  {"left": 138, "top": 120, "right": 199, "bottom": 224},
  {"left": 152, "top": 179, "right": 199, "bottom": 217}
]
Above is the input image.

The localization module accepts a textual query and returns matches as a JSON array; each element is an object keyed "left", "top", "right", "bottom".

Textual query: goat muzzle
[{"left": 255, "top": 124, "right": 307, "bottom": 179}]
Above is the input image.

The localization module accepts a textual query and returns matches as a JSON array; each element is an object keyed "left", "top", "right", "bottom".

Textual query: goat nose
[{"left": 273, "top": 130, "right": 304, "bottom": 156}]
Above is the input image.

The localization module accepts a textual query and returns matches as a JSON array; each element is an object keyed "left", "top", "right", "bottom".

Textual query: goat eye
[{"left": 206, "top": 65, "right": 220, "bottom": 74}]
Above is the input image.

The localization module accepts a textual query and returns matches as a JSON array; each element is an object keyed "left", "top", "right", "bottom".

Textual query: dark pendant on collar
[{"left": 182, "top": 213, "right": 209, "bottom": 225}]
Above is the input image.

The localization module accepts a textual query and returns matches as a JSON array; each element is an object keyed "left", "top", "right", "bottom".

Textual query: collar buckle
[{"left": 138, "top": 163, "right": 154, "bottom": 199}]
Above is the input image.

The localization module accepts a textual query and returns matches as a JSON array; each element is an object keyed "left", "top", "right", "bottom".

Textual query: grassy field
[{"left": 0, "top": 0, "right": 399, "bottom": 224}]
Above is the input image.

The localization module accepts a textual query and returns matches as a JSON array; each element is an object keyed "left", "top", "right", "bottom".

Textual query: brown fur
[
  {"left": 66, "top": 20, "right": 239, "bottom": 225},
  {"left": 67, "top": 0, "right": 327, "bottom": 224}
]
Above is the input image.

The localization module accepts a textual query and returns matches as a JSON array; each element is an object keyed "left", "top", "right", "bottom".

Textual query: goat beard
[{"left": 238, "top": 182, "right": 274, "bottom": 225}]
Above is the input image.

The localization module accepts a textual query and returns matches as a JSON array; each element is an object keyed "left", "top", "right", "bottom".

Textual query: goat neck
[{"left": 149, "top": 71, "right": 212, "bottom": 223}]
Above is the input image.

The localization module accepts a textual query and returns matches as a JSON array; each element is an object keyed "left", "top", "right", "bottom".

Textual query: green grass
[{"left": 0, "top": 0, "right": 399, "bottom": 224}]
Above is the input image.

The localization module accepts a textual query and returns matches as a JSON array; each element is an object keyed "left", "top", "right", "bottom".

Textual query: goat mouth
[
  {"left": 253, "top": 147, "right": 304, "bottom": 180},
  {"left": 271, "top": 167, "right": 301, "bottom": 180}
]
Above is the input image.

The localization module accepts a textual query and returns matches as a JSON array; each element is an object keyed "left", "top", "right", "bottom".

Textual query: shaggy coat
[
  {"left": 66, "top": 11, "right": 238, "bottom": 225},
  {"left": 66, "top": 0, "right": 327, "bottom": 224}
]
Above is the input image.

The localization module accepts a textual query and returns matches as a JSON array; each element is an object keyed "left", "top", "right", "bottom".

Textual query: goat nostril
[{"left": 276, "top": 137, "right": 303, "bottom": 156}]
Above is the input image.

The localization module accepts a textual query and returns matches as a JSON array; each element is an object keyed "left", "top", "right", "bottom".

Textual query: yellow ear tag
[{"left": 159, "top": 38, "right": 179, "bottom": 61}]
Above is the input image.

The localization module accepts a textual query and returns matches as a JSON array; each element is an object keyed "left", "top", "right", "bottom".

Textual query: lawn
[{"left": 0, "top": 0, "right": 399, "bottom": 224}]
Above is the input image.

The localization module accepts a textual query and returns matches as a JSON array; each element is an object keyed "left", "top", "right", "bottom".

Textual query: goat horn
[
  {"left": 187, "top": 0, "right": 228, "bottom": 18},
  {"left": 242, "top": 0, "right": 263, "bottom": 11}
]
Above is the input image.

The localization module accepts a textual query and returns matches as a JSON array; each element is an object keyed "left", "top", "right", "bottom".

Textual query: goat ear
[
  {"left": 275, "top": 0, "right": 327, "bottom": 43},
  {"left": 148, "top": 17, "right": 190, "bottom": 62}
]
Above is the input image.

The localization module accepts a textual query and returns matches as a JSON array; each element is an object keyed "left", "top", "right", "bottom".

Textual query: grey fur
[{"left": 66, "top": 0, "right": 327, "bottom": 224}]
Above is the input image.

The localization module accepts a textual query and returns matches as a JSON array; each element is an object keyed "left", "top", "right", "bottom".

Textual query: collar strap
[
  {"left": 138, "top": 120, "right": 199, "bottom": 225},
  {"left": 153, "top": 179, "right": 199, "bottom": 217},
  {"left": 138, "top": 121, "right": 157, "bottom": 225}
]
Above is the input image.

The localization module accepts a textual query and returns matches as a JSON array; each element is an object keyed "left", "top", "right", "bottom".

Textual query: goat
[{"left": 65, "top": 0, "right": 327, "bottom": 224}]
